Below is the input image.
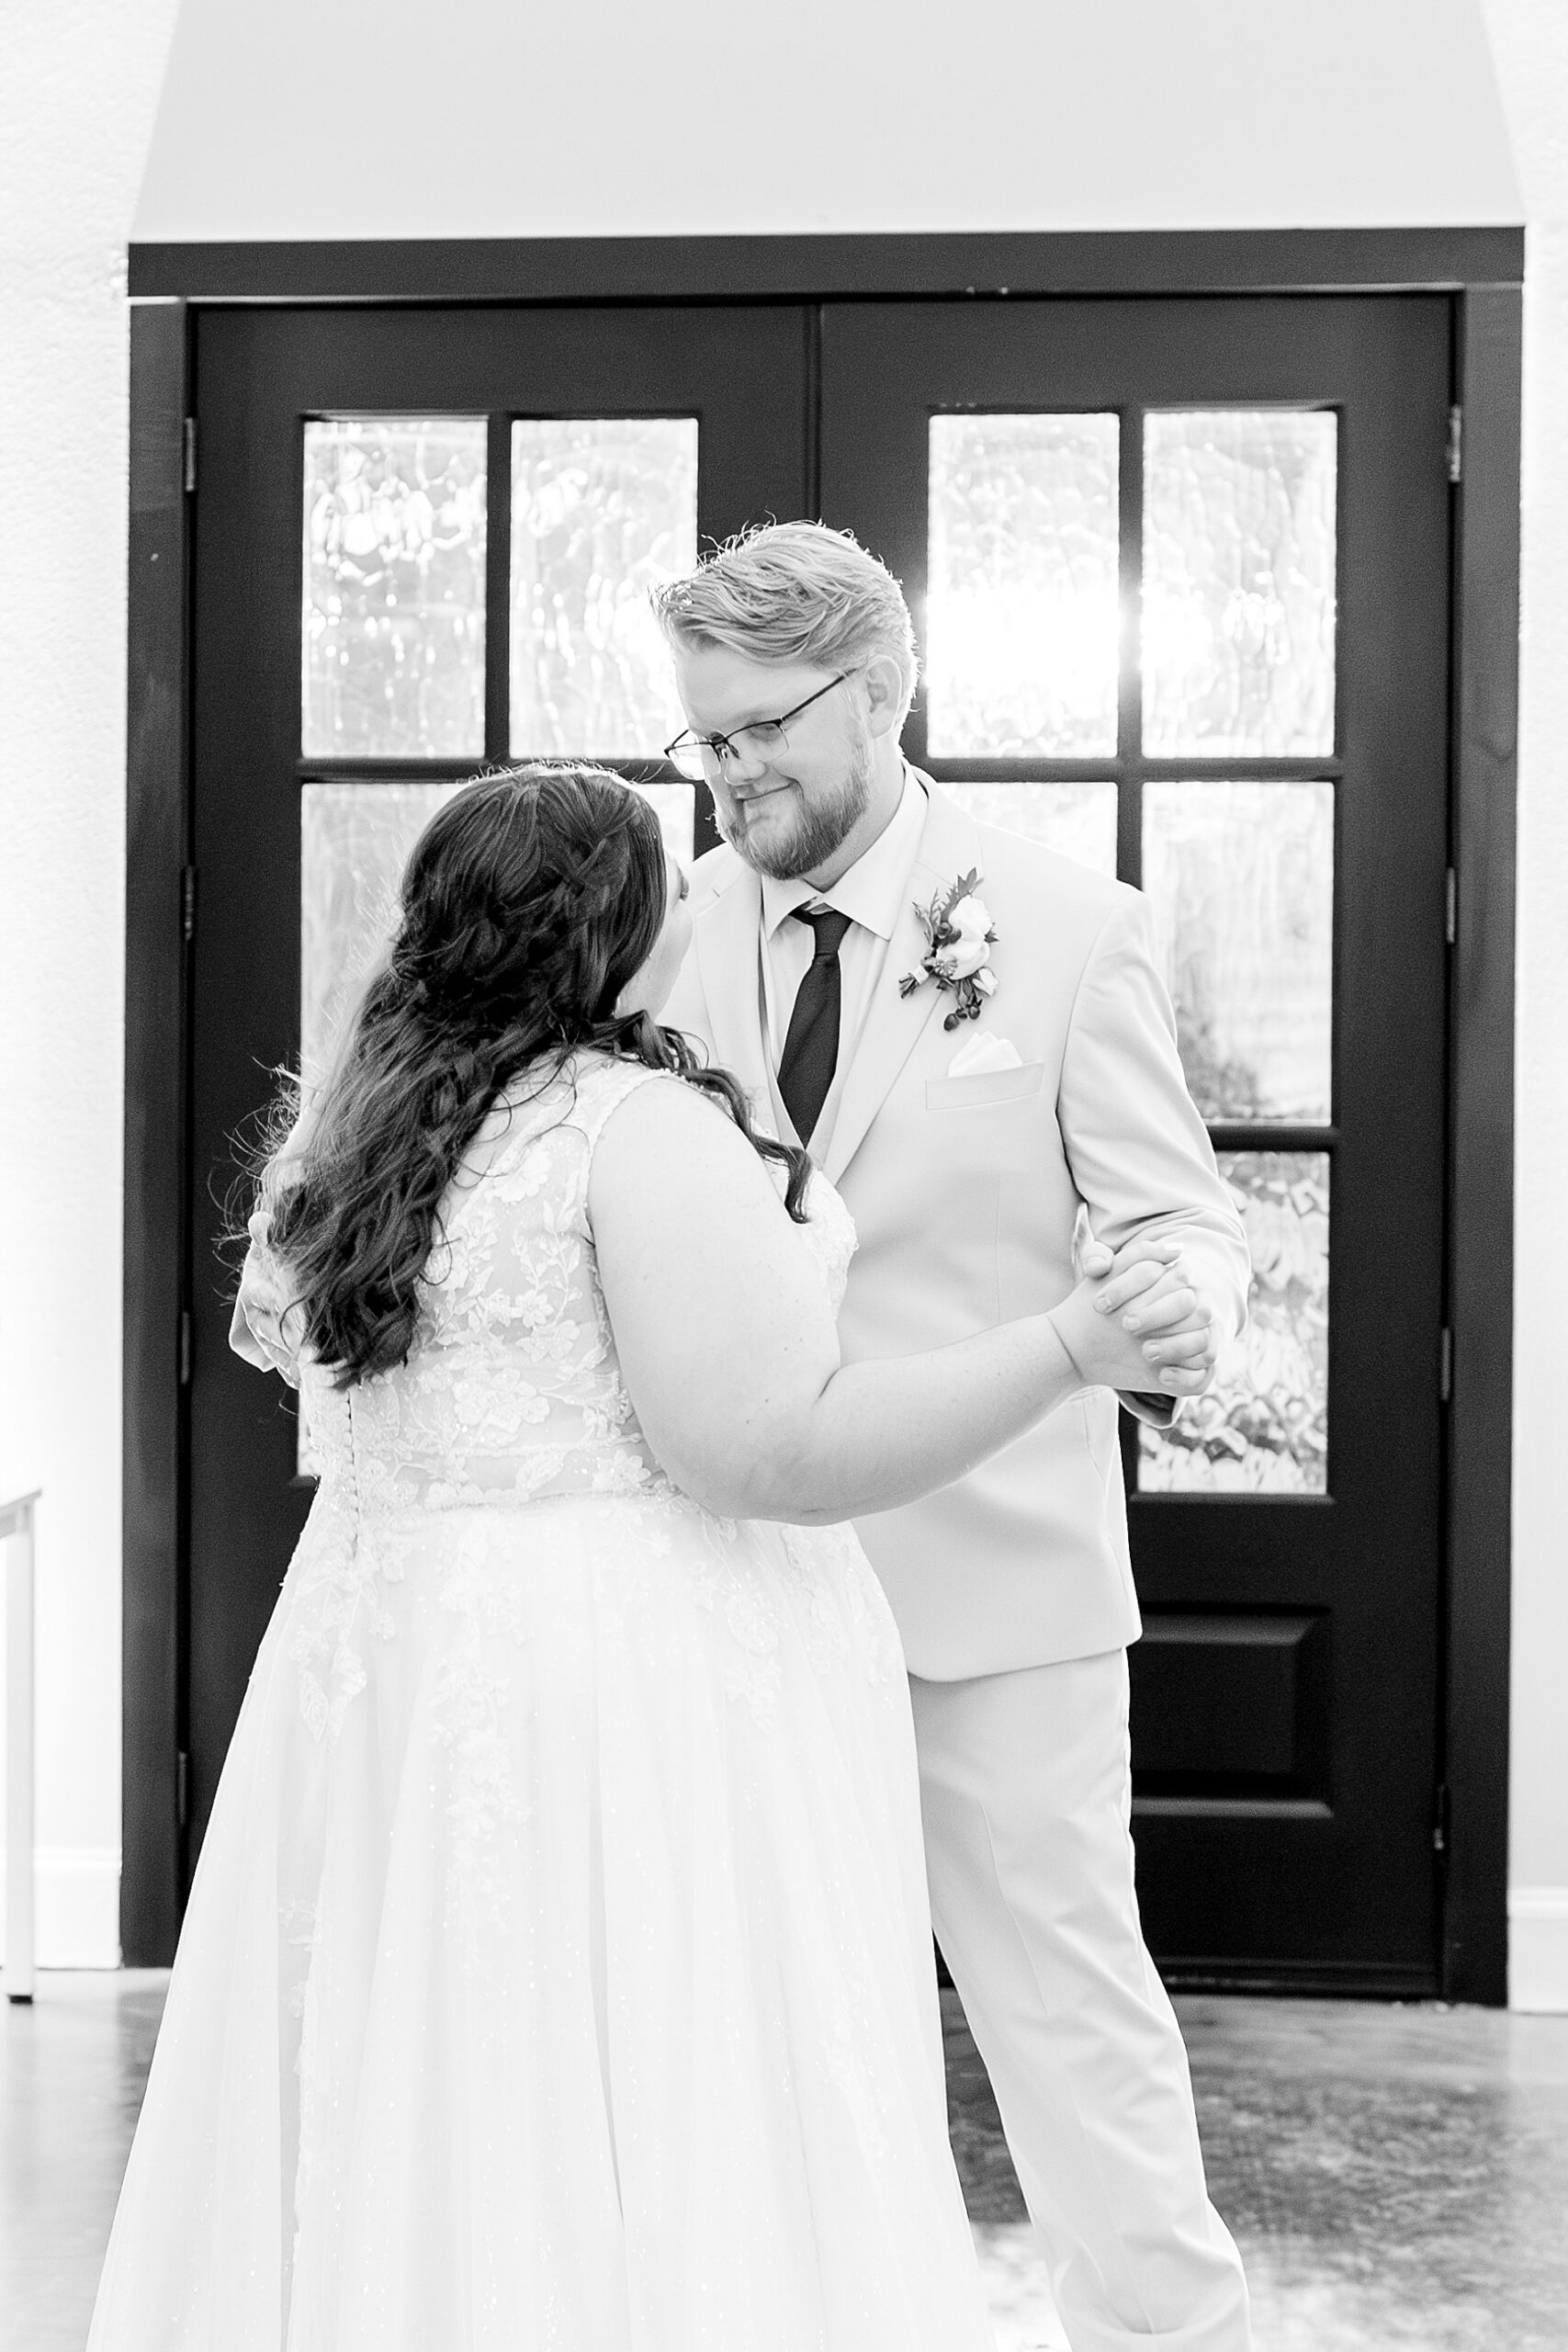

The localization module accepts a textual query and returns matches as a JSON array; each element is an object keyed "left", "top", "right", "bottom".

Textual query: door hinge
[
  {"left": 1439, "top": 1326, "right": 1453, "bottom": 1404},
  {"left": 181, "top": 865, "right": 197, "bottom": 944},
  {"left": 1445, "top": 866, "right": 1457, "bottom": 946},
  {"left": 183, "top": 415, "right": 197, "bottom": 494},
  {"left": 179, "top": 1308, "right": 192, "bottom": 1386},
  {"left": 1447, "top": 404, "right": 1462, "bottom": 485},
  {"left": 176, "top": 1749, "right": 191, "bottom": 1831},
  {"left": 1433, "top": 1781, "right": 1450, "bottom": 1858}
]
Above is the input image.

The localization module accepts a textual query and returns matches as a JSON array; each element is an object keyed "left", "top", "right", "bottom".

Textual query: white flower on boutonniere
[{"left": 899, "top": 869, "right": 999, "bottom": 1029}]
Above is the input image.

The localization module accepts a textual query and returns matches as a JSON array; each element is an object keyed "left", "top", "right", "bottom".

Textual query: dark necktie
[{"left": 777, "top": 907, "right": 852, "bottom": 1147}]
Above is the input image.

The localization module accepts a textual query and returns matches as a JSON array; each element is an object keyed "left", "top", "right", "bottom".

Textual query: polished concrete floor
[
  {"left": 6, "top": 1972, "right": 1567, "bottom": 2350},
  {"left": 946, "top": 1989, "right": 1568, "bottom": 2351}
]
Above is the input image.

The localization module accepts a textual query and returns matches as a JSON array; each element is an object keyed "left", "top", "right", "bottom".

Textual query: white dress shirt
[{"left": 758, "top": 768, "right": 928, "bottom": 1159}]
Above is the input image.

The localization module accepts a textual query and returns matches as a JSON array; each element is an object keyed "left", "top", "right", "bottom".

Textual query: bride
[{"left": 87, "top": 763, "right": 1210, "bottom": 2352}]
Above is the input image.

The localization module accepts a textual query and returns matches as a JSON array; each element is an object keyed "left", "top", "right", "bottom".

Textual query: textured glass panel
[
  {"left": 302, "top": 419, "right": 487, "bottom": 757},
  {"left": 928, "top": 413, "right": 1120, "bottom": 756},
  {"left": 1143, "top": 410, "right": 1337, "bottom": 755},
  {"left": 300, "top": 778, "right": 694, "bottom": 1088},
  {"left": 1140, "top": 1151, "right": 1329, "bottom": 1494},
  {"left": 1143, "top": 781, "right": 1333, "bottom": 1121},
  {"left": 635, "top": 782, "right": 696, "bottom": 868},
  {"left": 941, "top": 780, "right": 1118, "bottom": 877},
  {"left": 301, "top": 782, "right": 458, "bottom": 1086},
  {"left": 511, "top": 419, "right": 697, "bottom": 756}
]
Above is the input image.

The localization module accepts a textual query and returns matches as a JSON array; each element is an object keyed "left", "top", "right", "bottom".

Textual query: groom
[{"left": 655, "top": 524, "right": 1254, "bottom": 2352}]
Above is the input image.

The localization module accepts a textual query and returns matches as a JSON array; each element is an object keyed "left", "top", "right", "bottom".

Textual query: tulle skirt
[{"left": 87, "top": 1482, "right": 996, "bottom": 2350}]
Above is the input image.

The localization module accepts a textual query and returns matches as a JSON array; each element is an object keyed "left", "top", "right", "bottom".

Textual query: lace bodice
[{"left": 250, "top": 1053, "right": 856, "bottom": 1522}]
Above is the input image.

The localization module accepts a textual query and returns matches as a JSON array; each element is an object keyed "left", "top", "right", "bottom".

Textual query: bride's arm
[{"left": 589, "top": 1080, "right": 1206, "bottom": 1526}]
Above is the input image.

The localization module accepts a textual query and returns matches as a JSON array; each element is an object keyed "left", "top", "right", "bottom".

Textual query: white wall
[
  {"left": 133, "top": 0, "right": 1518, "bottom": 243},
  {"left": 1480, "top": 0, "right": 1568, "bottom": 2014},
  {"left": 1, "top": 0, "right": 1562, "bottom": 2002},
  {"left": 0, "top": 0, "right": 183, "bottom": 1965}
]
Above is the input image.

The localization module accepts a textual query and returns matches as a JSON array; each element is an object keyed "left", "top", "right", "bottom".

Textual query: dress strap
[
  {"left": 473, "top": 1055, "right": 679, "bottom": 1206},
  {"left": 570, "top": 1055, "right": 678, "bottom": 1159},
  {"left": 555, "top": 1056, "right": 681, "bottom": 1242}
]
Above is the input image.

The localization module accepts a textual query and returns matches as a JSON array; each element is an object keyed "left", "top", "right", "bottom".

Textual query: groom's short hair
[{"left": 654, "top": 522, "right": 919, "bottom": 715}]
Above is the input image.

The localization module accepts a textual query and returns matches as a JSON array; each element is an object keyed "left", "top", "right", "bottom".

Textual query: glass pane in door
[
  {"left": 940, "top": 780, "right": 1118, "bottom": 876},
  {"left": 1140, "top": 1150, "right": 1330, "bottom": 1494},
  {"left": 510, "top": 418, "right": 698, "bottom": 756},
  {"left": 927, "top": 413, "right": 1120, "bottom": 756},
  {"left": 1143, "top": 410, "right": 1337, "bottom": 755},
  {"left": 301, "top": 778, "right": 695, "bottom": 1088},
  {"left": 629, "top": 783, "right": 696, "bottom": 869},
  {"left": 300, "top": 780, "right": 459, "bottom": 1088},
  {"left": 1142, "top": 780, "right": 1334, "bottom": 1121},
  {"left": 302, "top": 418, "right": 487, "bottom": 756}
]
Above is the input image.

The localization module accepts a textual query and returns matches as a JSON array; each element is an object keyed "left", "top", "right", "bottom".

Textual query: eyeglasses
[{"left": 662, "top": 673, "right": 850, "bottom": 782}]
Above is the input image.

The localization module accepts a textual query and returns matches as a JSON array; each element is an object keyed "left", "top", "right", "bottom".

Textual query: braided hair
[{"left": 262, "top": 763, "right": 809, "bottom": 1386}]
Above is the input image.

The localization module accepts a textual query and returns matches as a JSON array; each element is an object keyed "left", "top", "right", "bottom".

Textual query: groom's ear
[{"left": 862, "top": 652, "right": 908, "bottom": 740}]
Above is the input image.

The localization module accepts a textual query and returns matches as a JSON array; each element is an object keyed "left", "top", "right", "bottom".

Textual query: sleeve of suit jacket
[{"left": 1055, "top": 888, "right": 1252, "bottom": 1430}]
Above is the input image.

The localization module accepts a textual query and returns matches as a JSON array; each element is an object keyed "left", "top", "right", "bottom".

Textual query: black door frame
[{"left": 123, "top": 228, "right": 1522, "bottom": 1998}]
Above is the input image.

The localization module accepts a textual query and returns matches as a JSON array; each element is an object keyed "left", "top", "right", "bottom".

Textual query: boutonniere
[{"left": 898, "top": 869, "right": 999, "bottom": 1029}]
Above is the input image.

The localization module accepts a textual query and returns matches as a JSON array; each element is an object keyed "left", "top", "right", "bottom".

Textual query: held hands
[{"left": 1048, "top": 1235, "right": 1218, "bottom": 1399}]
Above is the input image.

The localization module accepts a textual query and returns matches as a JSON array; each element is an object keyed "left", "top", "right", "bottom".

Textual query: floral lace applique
[
  {"left": 432, "top": 1668, "right": 529, "bottom": 1963},
  {"left": 779, "top": 1521, "right": 899, "bottom": 1691},
  {"left": 821, "top": 1968, "right": 894, "bottom": 2170},
  {"left": 288, "top": 1490, "right": 400, "bottom": 1747},
  {"left": 589, "top": 1445, "right": 660, "bottom": 1496},
  {"left": 683, "top": 1513, "right": 784, "bottom": 1729}
]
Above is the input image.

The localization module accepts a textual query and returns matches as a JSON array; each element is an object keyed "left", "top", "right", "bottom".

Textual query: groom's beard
[{"left": 716, "top": 726, "right": 873, "bottom": 881}]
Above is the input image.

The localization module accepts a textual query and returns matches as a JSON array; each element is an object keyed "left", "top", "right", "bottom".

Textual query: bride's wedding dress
[{"left": 87, "top": 1052, "right": 996, "bottom": 2351}]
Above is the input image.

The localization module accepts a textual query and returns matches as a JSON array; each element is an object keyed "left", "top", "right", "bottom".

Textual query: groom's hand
[
  {"left": 1049, "top": 1238, "right": 1212, "bottom": 1397},
  {"left": 1077, "top": 1233, "right": 1221, "bottom": 1390}
]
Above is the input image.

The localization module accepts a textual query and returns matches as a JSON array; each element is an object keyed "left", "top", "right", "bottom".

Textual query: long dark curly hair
[{"left": 260, "top": 763, "right": 809, "bottom": 1387}]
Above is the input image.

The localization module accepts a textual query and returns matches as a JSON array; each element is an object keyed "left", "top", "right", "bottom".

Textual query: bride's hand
[
  {"left": 1096, "top": 1241, "right": 1220, "bottom": 1372},
  {"left": 230, "top": 1210, "right": 301, "bottom": 1387},
  {"left": 1052, "top": 1238, "right": 1216, "bottom": 1396}
]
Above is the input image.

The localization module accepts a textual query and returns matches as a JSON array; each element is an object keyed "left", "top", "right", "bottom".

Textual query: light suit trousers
[{"left": 909, "top": 1651, "right": 1253, "bottom": 2352}]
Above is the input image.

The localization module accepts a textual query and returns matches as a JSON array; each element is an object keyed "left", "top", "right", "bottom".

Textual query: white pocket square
[{"left": 946, "top": 1030, "right": 1024, "bottom": 1078}]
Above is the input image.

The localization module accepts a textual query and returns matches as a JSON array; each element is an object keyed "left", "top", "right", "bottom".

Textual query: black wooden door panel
[
  {"left": 1129, "top": 1612, "right": 1332, "bottom": 1788},
  {"left": 821, "top": 297, "right": 1450, "bottom": 1989}
]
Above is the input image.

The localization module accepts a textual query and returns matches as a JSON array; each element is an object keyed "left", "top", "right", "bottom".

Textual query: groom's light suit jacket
[{"left": 663, "top": 775, "right": 1250, "bottom": 1681}]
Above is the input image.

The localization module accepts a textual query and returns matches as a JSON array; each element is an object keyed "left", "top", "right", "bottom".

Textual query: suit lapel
[
  {"left": 690, "top": 865, "right": 773, "bottom": 1109},
  {"left": 823, "top": 781, "right": 987, "bottom": 1185}
]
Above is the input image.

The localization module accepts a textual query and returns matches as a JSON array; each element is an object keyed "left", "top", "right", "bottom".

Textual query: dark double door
[{"left": 186, "top": 294, "right": 1453, "bottom": 1992}]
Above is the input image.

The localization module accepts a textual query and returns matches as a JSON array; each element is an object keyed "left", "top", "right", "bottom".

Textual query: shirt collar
[{"left": 759, "top": 766, "right": 928, "bottom": 944}]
